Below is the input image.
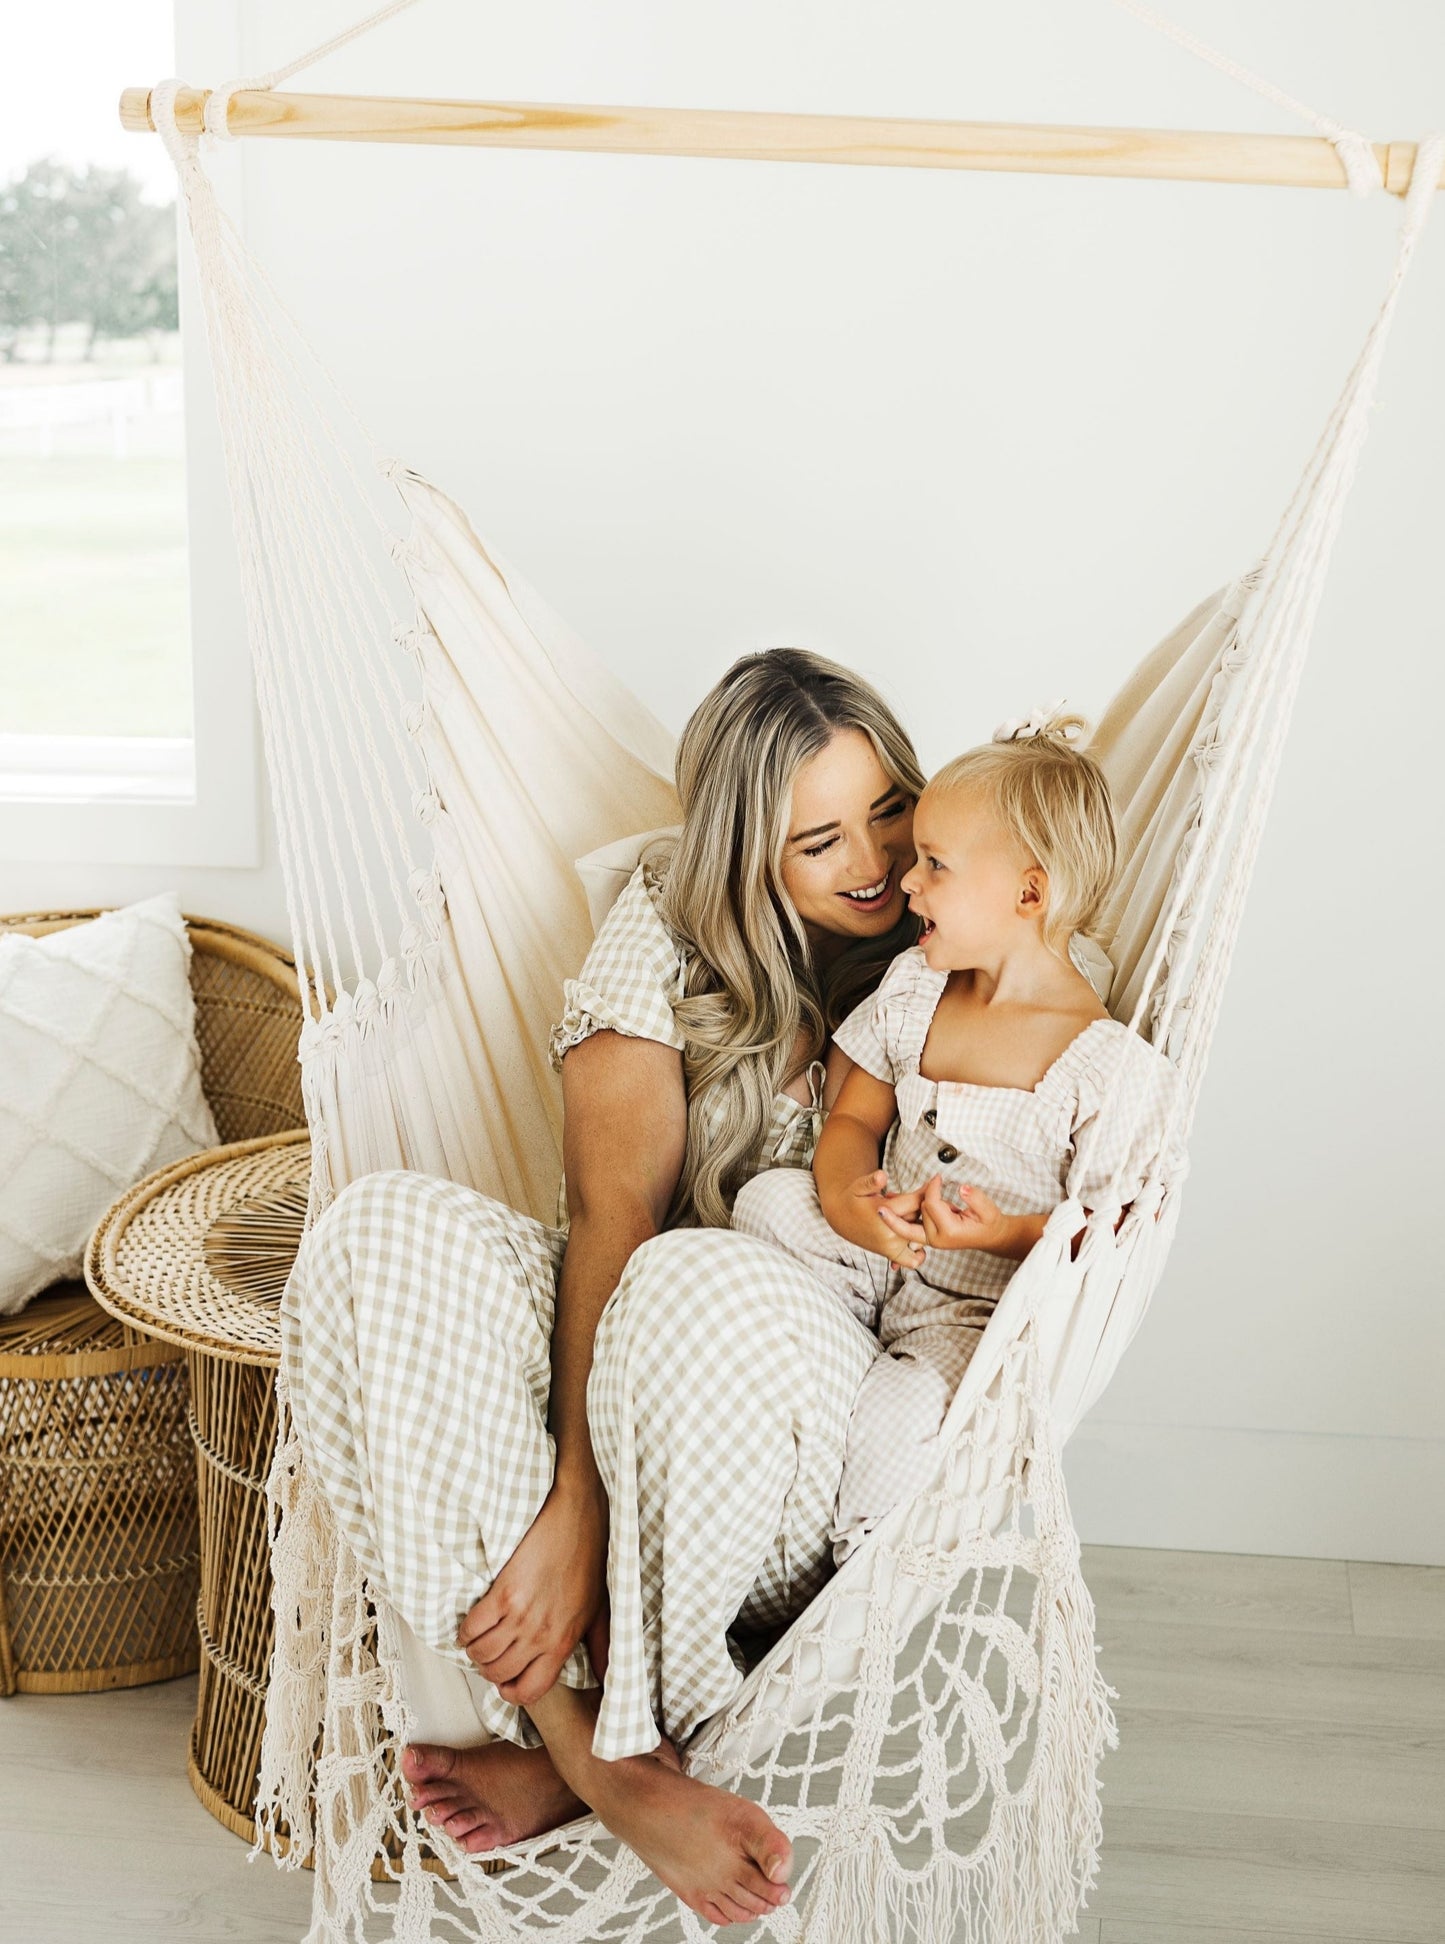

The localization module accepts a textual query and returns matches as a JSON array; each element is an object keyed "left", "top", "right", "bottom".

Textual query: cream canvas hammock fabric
[{"left": 144, "top": 15, "right": 1442, "bottom": 1939}]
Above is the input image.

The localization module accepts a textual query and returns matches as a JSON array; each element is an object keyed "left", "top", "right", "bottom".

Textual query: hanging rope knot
[
  {"left": 992, "top": 698, "right": 1076, "bottom": 745},
  {"left": 1112, "top": 4, "right": 1383, "bottom": 195},
  {"left": 350, "top": 978, "right": 382, "bottom": 1028},
  {"left": 1324, "top": 124, "right": 1384, "bottom": 198},
  {"left": 1220, "top": 563, "right": 1264, "bottom": 621},
  {"left": 412, "top": 787, "right": 442, "bottom": 826},
  {"left": 202, "top": 82, "right": 248, "bottom": 144},
  {"left": 147, "top": 78, "right": 202, "bottom": 173},
  {"left": 1192, "top": 732, "right": 1225, "bottom": 772},
  {"left": 403, "top": 703, "right": 427, "bottom": 737},
  {"left": 407, "top": 864, "right": 446, "bottom": 909}
]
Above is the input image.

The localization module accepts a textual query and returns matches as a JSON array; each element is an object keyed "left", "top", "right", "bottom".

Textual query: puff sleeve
[
  {"left": 832, "top": 946, "right": 942, "bottom": 1086},
  {"left": 1064, "top": 1030, "right": 1189, "bottom": 1211},
  {"left": 548, "top": 866, "right": 687, "bottom": 1070}
]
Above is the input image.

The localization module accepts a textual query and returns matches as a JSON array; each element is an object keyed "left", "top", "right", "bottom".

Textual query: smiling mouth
[{"left": 839, "top": 868, "right": 895, "bottom": 912}]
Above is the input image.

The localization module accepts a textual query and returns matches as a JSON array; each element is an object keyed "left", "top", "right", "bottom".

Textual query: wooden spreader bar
[{"left": 119, "top": 85, "right": 1436, "bottom": 196}]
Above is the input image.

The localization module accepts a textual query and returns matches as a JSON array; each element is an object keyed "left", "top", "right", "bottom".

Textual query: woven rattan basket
[
  {"left": 0, "top": 912, "right": 303, "bottom": 1697},
  {"left": 87, "top": 1131, "right": 308, "bottom": 1847}
]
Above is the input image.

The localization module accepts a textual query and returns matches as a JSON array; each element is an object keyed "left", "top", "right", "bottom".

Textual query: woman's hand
[
  {"left": 878, "top": 1175, "right": 1043, "bottom": 1259},
  {"left": 456, "top": 1479, "right": 608, "bottom": 1707},
  {"left": 845, "top": 1169, "right": 927, "bottom": 1270}
]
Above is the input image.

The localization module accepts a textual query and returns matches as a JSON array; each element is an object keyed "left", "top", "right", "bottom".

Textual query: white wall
[{"left": 8, "top": 0, "right": 1443, "bottom": 1561}]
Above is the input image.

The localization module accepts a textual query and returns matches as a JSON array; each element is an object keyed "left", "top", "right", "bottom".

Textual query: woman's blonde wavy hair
[{"left": 659, "top": 648, "right": 925, "bottom": 1229}]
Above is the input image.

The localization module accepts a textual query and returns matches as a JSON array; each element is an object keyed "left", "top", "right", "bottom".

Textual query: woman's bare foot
[
  {"left": 529, "top": 1686, "right": 792, "bottom": 1928},
  {"left": 401, "top": 1740, "right": 584, "bottom": 1853}
]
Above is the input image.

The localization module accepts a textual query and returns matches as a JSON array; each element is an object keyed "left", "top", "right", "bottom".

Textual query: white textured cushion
[{"left": 0, "top": 894, "right": 218, "bottom": 1315}]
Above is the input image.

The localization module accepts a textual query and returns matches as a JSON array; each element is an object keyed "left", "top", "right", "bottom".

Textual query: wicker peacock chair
[{"left": 0, "top": 912, "right": 303, "bottom": 1696}]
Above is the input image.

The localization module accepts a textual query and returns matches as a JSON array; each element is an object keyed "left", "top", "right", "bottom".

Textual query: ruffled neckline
[{"left": 881, "top": 947, "right": 1132, "bottom": 1129}]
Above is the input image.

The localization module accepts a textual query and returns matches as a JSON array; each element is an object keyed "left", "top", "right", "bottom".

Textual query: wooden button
[
  {"left": 937, "top": 1144, "right": 959, "bottom": 1164},
  {"left": 923, "top": 1108, "right": 937, "bottom": 1128}
]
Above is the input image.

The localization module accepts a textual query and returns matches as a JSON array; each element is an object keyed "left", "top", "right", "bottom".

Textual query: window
[{"left": 0, "top": 1, "right": 258, "bottom": 866}]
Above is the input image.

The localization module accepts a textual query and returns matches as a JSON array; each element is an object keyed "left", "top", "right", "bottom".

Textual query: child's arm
[
  {"left": 815, "top": 1064, "right": 925, "bottom": 1269},
  {"left": 878, "top": 1177, "right": 1046, "bottom": 1261}
]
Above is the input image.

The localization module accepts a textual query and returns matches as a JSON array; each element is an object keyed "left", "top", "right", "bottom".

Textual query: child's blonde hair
[{"left": 928, "top": 707, "right": 1117, "bottom": 947}]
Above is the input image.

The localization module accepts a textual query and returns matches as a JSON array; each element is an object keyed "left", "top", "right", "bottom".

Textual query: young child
[{"left": 732, "top": 708, "right": 1185, "bottom": 1560}]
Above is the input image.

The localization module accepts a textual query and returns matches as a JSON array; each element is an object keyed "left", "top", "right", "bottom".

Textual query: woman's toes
[
  {"left": 724, "top": 1880, "right": 771, "bottom": 1918},
  {"left": 402, "top": 1741, "right": 455, "bottom": 1785},
  {"left": 412, "top": 1787, "right": 462, "bottom": 1819},
  {"left": 716, "top": 1891, "right": 765, "bottom": 1924},
  {"left": 744, "top": 1816, "right": 792, "bottom": 1895},
  {"left": 459, "top": 1822, "right": 502, "bottom": 1853}
]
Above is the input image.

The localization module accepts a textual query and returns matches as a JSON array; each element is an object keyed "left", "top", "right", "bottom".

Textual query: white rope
[
  {"left": 1111, "top": 0, "right": 1384, "bottom": 196},
  {"left": 202, "top": 0, "right": 428, "bottom": 142}
]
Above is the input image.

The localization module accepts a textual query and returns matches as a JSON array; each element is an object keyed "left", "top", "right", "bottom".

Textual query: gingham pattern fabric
[
  {"left": 733, "top": 1167, "right": 995, "bottom": 1558},
  {"left": 283, "top": 1172, "right": 876, "bottom": 1762},
  {"left": 735, "top": 944, "right": 1187, "bottom": 1557},
  {"left": 548, "top": 861, "right": 821, "bottom": 1175},
  {"left": 834, "top": 945, "right": 1187, "bottom": 1301}
]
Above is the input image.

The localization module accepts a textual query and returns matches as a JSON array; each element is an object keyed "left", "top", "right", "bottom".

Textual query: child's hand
[
  {"left": 910, "top": 1175, "right": 1013, "bottom": 1254},
  {"left": 846, "top": 1170, "right": 926, "bottom": 1270}
]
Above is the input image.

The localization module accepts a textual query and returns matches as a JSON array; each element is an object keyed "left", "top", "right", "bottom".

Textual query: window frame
[{"left": 0, "top": 0, "right": 260, "bottom": 870}]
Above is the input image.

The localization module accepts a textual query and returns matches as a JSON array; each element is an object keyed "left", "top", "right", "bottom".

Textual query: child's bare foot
[
  {"left": 401, "top": 1740, "right": 584, "bottom": 1853},
  {"left": 529, "top": 1686, "right": 792, "bottom": 1927}
]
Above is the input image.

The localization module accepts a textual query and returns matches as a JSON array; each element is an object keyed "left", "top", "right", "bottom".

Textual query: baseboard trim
[{"left": 1065, "top": 1418, "right": 1445, "bottom": 1565}]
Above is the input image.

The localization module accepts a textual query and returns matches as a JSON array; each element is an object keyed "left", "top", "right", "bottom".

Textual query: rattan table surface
[{"left": 85, "top": 1132, "right": 310, "bottom": 1368}]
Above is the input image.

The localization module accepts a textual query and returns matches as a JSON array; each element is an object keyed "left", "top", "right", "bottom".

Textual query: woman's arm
[
  {"left": 456, "top": 1030, "right": 687, "bottom": 1706},
  {"left": 552, "top": 1032, "right": 688, "bottom": 1495}
]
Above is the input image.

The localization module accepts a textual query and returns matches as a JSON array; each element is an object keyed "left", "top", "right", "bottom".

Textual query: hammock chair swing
[{"left": 122, "top": 4, "right": 1441, "bottom": 1939}]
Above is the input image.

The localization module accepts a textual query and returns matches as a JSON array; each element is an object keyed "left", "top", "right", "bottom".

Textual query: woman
[{"left": 283, "top": 648, "right": 925, "bottom": 1929}]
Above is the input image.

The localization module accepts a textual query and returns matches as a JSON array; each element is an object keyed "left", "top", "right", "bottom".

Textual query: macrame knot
[
  {"left": 1221, "top": 563, "right": 1265, "bottom": 621},
  {"left": 894, "top": 1542, "right": 957, "bottom": 1589},
  {"left": 403, "top": 703, "right": 427, "bottom": 737},
  {"left": 350, "top": 978, "right": 382, "bottom": 1030},
  {"left": 1192, "top": 732, "right": 1225, "bottom": 772},
  {"left": 375, "top": 956, "right": 404, "bottom": 1002},
  {"left": 412, "top": 788, "right": 442, "bottom": 826},
  {"left": 1035, "top": 1519, "right": 1082, "bottom": 1585},
  {"left": 408, "top": 864, "right": 446, "bottom": 911},
  {"left": 399, "top": 923, "right": 443, "bottom": 987},
  {"left": 1327, "top": 126, "right": 1384, "bottom": 198},
  {"left": 993, "top": 698, "right": 1078, "bottom": 745},
  {"left": 147, "top": 79, "right": 200, "bottom": 173},
  {"left": 202, "top": 82, "right": 245, "bottom": 143}
]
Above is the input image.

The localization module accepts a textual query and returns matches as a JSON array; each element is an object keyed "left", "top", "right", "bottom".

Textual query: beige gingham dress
[
  {"left": 283, "top": 863, "right": 876, "bottom": 1764},
  {"left": 733, "top": 944, "right": 1186, "bottom": 1557}
]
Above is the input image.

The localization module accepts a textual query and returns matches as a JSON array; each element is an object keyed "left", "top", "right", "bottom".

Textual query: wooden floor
[{"left": 2, "top": 1546, "right": 1441, "bottom": 1942}]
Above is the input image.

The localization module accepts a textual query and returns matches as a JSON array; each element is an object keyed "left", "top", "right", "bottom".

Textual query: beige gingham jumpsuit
[
  {"left": 733, "top": 946, "right": 1185, "bottom": 1559},
  {"left": 282, "top": 865, "right": 879, "bottom": 1762}
]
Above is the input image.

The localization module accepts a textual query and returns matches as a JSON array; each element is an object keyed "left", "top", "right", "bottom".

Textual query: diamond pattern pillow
[{"left": 0, "top": 894, "right": 218, "bottom": 1314}]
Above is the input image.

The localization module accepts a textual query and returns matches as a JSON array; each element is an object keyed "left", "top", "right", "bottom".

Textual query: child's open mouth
[
  {"left": 918, "top": 918, "right": 936, "bottom": 941},
  {"left": 838, "top": 867, "right": 895, "bottom": 913}
]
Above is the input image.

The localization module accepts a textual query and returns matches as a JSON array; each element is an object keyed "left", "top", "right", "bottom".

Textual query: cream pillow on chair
[{"left": 0, "top": 894, "right": 218, "bottom": 1315}]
